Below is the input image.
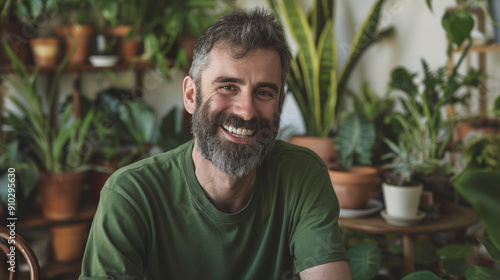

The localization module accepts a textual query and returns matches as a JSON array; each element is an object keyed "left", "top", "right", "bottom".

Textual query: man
[{"left": 80, "top": 8, "right": 351, "bottom": 280}]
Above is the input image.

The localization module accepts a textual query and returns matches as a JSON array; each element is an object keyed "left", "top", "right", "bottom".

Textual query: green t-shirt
[{"left": 79, "top": 140, "right": 347, "bottom": 279}]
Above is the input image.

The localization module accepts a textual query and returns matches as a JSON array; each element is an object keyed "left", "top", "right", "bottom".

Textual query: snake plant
[{"left": 267, "top": 0, "right": 392, "bottom": 137}]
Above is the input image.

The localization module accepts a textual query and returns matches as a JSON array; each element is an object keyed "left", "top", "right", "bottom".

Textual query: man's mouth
[{"left": 222, "top": 124, "right": 255, "bottom": 138}]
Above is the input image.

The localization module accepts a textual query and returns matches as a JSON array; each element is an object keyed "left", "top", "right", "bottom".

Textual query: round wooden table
[{"left": 339, "top": 203, "right": 478, "bottom": 275}]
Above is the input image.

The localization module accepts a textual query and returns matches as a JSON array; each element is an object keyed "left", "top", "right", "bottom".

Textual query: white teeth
[{"left": 223, "top": 125, "right": 254, "bottom": 138}]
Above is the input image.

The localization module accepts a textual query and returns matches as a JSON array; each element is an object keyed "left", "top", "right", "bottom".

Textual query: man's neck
[{"left": 191, "top": 142, "right": 257, "bottom": 213}]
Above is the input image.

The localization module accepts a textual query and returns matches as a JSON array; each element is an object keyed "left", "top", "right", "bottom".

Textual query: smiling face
[{"left": 184, "top": 46, "right": 284, "bottom": 177}]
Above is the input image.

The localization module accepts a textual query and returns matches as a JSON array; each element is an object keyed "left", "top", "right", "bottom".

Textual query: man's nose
[{"left": 233, "top": 91, "right": 257, "bottom": 121}]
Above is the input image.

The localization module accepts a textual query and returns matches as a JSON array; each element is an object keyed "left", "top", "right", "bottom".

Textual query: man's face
[{"left": 190, "top": 47, "right": 283, "bottom": 177}]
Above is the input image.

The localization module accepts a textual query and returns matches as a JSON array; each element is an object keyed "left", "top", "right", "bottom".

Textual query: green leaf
[
  {"left": 464, "top": 265, "right": 500, "bottom": 280},
  {"left": 402, "top": 270, "right": 443, "bottom": 280},
  {"left": 347, "top": 243, "right": 381, "bottom": 280},
  {"left": 335, "top": 113, "right": 375, "bottom": 169},
  {"left": 442, "top": 9, "right": 474, "bottom": 49},
  {"left": 454, "top": 170, "right": 500, "bottom": 250},
  {"left": 478, "top": 236, "right": 500, "bottom": 262}
]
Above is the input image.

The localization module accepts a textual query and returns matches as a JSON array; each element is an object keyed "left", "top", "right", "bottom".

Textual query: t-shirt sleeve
[
  {"left": 289, "top": 164, "right": 348, "bottom": 272},
  {"left": 79, "top": 186, "right": 149, "bottom": 279}
]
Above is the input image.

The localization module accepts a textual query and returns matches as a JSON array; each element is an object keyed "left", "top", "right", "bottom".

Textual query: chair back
[{"left": 0, "top": 227, "right": 40, "bottom": 280}]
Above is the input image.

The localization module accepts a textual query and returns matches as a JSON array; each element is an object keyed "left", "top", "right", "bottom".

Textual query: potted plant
[
  {"left": 267, "top": 0, "right": 393, "bottom": 164},
  {"left": 52, "top": 0, "right": 96, "bottom": 64},
  {"left": 388, "top": 54, "right": 483, "bottom": 210},
  {"left": 329, "top": 112, "right": 378, "bottom": 209},
  {"left": 2, "top": 41, "right": 96, "bottom": 221},
  {"left": 12, "top": 0, "right": 61, "bottom": 66},
  {"left": 380, "top": 137, "right": 425, "bottom": 221},
  {"left": 89, "top": 0, "right": 149, "bottom": 63}
]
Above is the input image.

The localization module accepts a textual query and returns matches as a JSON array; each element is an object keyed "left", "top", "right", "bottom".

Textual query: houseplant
[
  {"left": 2, "top": 40, "right": 96, "bottom": 220},
  {"left": 388, "top": 55, "right": 483, "bottom": 210},
  {"left": 381, "top": 138, "right": 425, "bottom": 220},
  {"left": 52, "top": 0, "right": 96, "bottom": 64},
  {"left": 267, "top": 0, "right": 392, "bottom": 163},
  {"left": 329, "top": 111, "right": 378, "bottom": 209}
]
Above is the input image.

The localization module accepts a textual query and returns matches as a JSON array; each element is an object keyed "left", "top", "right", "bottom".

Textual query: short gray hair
[{"left": 189, "top": 7, "right": 292, "bottom": 94}]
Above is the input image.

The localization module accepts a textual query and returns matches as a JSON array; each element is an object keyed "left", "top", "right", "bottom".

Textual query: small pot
[
  {"left": 38, "top": 171, "right": 87, "bottom": 221},
  {"left": 329, "top": 166, "right": 378, "bottom": 209},
  {"left": 30, "top": 38, "right": 59, "bottom": 66},
  {"left": 53, "top": 25, "right": 95, "bottom": 64},
  {"left": 50, "top": 222, "right": 90, "bottom": 262},
  {"left": 105, "top": 25, "right": 140, "bottom": 62},
  {"left": 382, "top": 182, "right": 422, "bottom": 218}
]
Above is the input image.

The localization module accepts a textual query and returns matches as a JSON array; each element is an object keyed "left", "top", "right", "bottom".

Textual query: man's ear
[{"left": 183, "top": 76, "right": 196, "bottom": 114}]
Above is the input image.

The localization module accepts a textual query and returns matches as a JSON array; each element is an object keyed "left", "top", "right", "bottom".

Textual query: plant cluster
[{"left": 267, "top": 0, "right": 393, "bottom": 137}]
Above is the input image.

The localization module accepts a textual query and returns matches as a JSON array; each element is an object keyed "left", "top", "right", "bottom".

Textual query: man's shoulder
[{"left": 106, "top": 140, "right": 193, "bottom": 188}]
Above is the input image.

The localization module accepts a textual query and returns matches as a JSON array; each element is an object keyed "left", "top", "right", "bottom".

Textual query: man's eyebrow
[{"left": 213, "top": 76, "right": 279, "bottom": 92}]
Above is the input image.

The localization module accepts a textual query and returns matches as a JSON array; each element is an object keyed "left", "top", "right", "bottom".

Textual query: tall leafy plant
[
  {"left": 388, "top": 57, "right": 483, "bottom": 172},
  {"left": 2, "top": 41, "right": 96, "bottom": 172},
  {"left": 267, "top": 0, "right": 393, "bottom": 137}
]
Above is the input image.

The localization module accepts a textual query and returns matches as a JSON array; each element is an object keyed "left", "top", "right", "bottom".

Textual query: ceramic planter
[
  {"left": 329, "top": 166, "right": 378, "bottom": 209},
  {"left": 30, "top": 38, "right": 59, "bottom": 66},
  {"left": 382, "top": 182, "right": 423, "bottom": 218},
  {"left": 37, "top": 171, "right": 87, "bottom": 221},
  {"left": 50, "top": 222, "right": 90, "bottom": 261},
  {"left": 53, "top": 25, "right": 95, "bottom": 64},
  {"left": 289, "top": 136, "right": 337, "bottom": 166}
]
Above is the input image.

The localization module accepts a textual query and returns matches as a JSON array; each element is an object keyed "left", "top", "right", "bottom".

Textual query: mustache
[{"left": 215, "top": 113, "right": 264, "bottom": 131}]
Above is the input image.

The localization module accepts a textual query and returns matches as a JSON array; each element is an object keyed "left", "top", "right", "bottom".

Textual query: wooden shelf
[
  {"left": 17, "top": 258, "right": 82, "bottom": 280},
  {"left": 453, "top": 42, "right": 500, "bottom": 54},
  {"left": 0, "top": 61, "right": 155, "bottom": 73},
  {"left": 18, "top": 202, "right": 97, "bottom": 230}
]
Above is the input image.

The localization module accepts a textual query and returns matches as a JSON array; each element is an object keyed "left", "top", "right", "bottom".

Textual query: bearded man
[{"left": 80, "top": 8, "right": 351, "bottom": 280}]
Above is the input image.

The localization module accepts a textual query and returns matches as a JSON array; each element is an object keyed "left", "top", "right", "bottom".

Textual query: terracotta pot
[
  {"left": 329, "top": 166, "right": 378, "bottom": 209},
  {"left": 289, "top": 136, "right": 337, "bottom": 166},
  {"left": 105, "top": 25, "right": 140, "bottom": 62},
  {"left": 90, "top": 161, "right": 118, "bottom": 205},
  {"left": 30, "top": 38, "right": 59, "bottom": 66},
  {"left": 53, "top": 25, "right": 95, "bottom": 64},
  {"left": 50, "top": 222, "right": 90, "bottom": 262},
  {"left": 38, "top": 171, "right": 87, "bottom": 221},
  {"left": 0, "top": 22, "right": 31, "bottom": 65}
]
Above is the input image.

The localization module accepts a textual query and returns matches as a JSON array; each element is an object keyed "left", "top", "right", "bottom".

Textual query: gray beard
[{"left": 191, "top": 94, "right": 280, "bottom": 178}]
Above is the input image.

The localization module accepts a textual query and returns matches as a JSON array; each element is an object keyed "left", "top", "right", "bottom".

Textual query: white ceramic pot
[{"left": 382, "top": 182, "right": 423, "bottom": 218}]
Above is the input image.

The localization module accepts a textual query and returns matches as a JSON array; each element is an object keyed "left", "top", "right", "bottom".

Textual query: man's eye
[
  {"left": 219, "top": 85, "right": 237, "bottom": 93},
  {"left": 256, "top": 91, "right": 273, "bottom": 101}
]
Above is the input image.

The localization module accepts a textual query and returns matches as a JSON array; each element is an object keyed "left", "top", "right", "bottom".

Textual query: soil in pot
[
  {"left": 38, "top": 171, "right": 87, "bottom": 221},
  {"left": 329, "top": 166, "right": 378, "bottom": 209}
]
